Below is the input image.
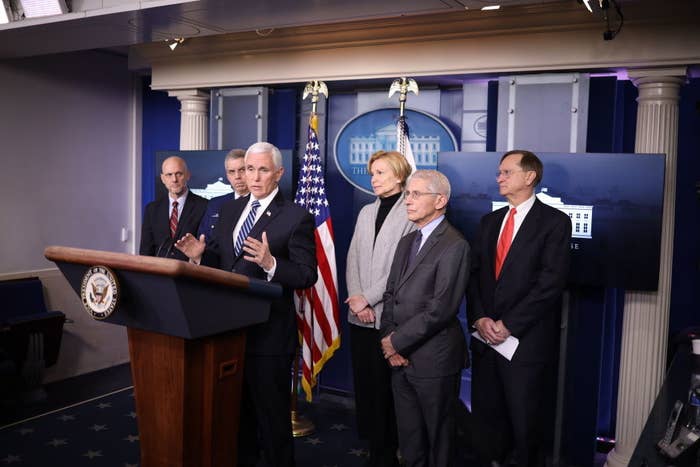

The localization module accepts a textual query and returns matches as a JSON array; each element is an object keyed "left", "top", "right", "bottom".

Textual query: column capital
[
  {"left": 168, "top": 89, "right": 209, "bottom": 150},
  {"left": 627, "top": 67, "right": 687, "bottom": 87},
  {"left": 167, "top": 89, "right": 210, "bottom": 101}
]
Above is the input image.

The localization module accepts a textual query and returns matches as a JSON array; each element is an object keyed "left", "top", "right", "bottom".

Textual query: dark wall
[
  {"left": 670, "top": 77, "right": 700, "bottom": 338},
  {"left": 141, "top": 77, "right": 180, "bottom": 209}
]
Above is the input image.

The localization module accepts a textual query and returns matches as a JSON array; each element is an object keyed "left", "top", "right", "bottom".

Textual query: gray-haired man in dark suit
[{"left": 380, "top": 169, "right": 470, "bottom": 467}]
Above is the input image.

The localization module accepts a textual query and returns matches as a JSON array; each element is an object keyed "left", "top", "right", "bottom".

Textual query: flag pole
[
  {"left": 389, "top": 77, "right": 419, "bottom": 172},
  {"left": 291, "top": 335, "right": 314, "bottom": 437},
  {"left": 290, "top": 80, "right": 329, "bottom": 437},
  {"left": 388, "top": 76, "right": 419, "bottom": 118}
]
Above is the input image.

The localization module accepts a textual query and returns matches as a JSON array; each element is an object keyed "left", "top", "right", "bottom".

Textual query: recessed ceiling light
[{"left": 481, "top": 5, "right": 501, "bottom": 10}]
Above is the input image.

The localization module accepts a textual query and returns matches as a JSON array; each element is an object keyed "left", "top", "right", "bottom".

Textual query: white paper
[{"left": 471, "top": 331, "right": 519, "bottom": 361}]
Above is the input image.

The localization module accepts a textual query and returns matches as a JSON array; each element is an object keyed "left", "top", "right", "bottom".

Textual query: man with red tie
[
  {"left": 139, "top": 156, "right": 207, "bottom": 260},
  {"left": 467, "top": 150, "right": 571, "bottom": 467}
]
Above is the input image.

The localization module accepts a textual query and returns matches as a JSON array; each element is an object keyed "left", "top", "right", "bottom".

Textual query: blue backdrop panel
[
  {"left": 141, "top": 77, "right": 180, "bottom": 209},
  {"left": 439, "top": 151, "right": 665, "bottom": 290}
]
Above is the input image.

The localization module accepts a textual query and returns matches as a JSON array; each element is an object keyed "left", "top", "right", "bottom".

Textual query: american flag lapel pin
[{"left": 266, "top": 211, "right": 271, "bottom": 216}]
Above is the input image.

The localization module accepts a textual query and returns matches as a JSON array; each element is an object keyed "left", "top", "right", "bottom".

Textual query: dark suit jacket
[
  {"left": 139, "top": 191, "right": 207, "bottom": 261},
  {"left": 197, "top": 191, "right": 241, "bottom": 242},
  {"left": 202, "top": 191, "right": 317, "bottom": 356},
  {"left": 468, "top": 197, "right": 571, "bottom": 364},
  {"left": 380, "top": 218, "right": 470, "bottom": 377}
]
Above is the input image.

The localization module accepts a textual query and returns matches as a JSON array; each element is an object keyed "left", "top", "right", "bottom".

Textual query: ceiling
[{"left": 0, "top": 0, "right": 578, "bottom": 60}]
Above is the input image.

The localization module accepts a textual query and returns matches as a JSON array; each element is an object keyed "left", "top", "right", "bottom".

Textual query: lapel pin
[{"left": 266, "top": 211, "right": 271, "bottom": 216}]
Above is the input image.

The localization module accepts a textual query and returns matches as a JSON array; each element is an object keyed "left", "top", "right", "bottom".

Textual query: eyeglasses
[
  {"left": 496, "top": 169, "right": 527, "bottom": 178},
  {"left": 404, "top": 190, "right": 441, "bottom": 200}
]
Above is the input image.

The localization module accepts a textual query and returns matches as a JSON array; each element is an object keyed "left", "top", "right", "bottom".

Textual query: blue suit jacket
[
  {"left": 202, "top": 191, "right": 317, "bottom": 355},
  {"left": 197, "top": 191, "right": 242, "bottom": 242}
]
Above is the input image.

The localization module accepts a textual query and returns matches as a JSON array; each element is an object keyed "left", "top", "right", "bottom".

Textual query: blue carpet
[{"left": 0, "top": 386, "right": 382, "bottom": 467}]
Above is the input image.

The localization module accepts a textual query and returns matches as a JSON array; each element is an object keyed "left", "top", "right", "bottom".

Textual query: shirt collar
[
  {"left": 170, "top": 190, "right": 188, "bottom": 206},
  {"left": 418, "top": 214, "right": 445, "bottom": 240}
]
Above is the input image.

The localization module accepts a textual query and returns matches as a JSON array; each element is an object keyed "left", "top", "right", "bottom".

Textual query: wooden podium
[{"left": 44, "top": 246, "right": 282, "bottom": 467}]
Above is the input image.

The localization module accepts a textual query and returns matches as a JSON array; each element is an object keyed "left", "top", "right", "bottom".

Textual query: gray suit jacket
[
  {"left": 346, "top": 194, "right": 415, "bottom": 329},
  {"left": 380, "top": 218, "right": 470, "bottom": 377}
]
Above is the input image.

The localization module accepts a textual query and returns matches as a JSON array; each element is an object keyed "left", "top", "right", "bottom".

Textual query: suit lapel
[
  {"left": 174, "top": 194, "right": 194, "bottom": 238},
  {"left": 397, "top": 219, "right": 448, "bottom": 289},
  {"left": 231, "top": 192, "right": 285, "bottom": 262},
  {"left": 498, "top": 198, "right": 543, "bottom": 278},
  {"left": 156, "top": 197, "right": 170, "bottom": 239},
  {"left": 486, "top": 207, "right": 508, "bottom": 279},
  {"left": 246, "top": 192, "right": 284, "bottom": 241}
]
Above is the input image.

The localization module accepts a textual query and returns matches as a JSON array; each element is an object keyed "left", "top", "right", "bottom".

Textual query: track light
[
  {"left": 578, "top": 0, "right": 623, "bottom": 40},
  {"left": 600, "top": 0, "right": 623, "bottom": 41},
  {"left": 168, "top": 38, "right": 185, "bottom": 51}
]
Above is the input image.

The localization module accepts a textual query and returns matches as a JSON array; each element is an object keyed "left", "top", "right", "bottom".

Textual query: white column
[
  {"left": 606, "top": 67, "right": 686, "bottom": 467},
  {"left": 168, "top": 89, "right": 210, "bottom": 150}
]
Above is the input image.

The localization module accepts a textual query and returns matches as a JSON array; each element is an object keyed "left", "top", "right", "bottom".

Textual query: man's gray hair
[
  {"left": 225, "top": 148, "right": 246, "bottom": 162},
  {"left": 408, "top": 169, "right": 451, "bottom": 202},
  {"left": 245, "top": 142, "right": 283, "bottom": 169}
]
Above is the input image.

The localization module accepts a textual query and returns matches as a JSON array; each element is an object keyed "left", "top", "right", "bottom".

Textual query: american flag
[
  {"left": 397, "top": 115, "right": 417, "bottom": 172},
  {"left": 294, "top": 114, "right": 340, "bottom": 401}
]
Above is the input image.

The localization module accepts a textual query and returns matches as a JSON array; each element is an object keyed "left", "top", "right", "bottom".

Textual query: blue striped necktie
[{"left": 234, "top": 200, "right": 260, "bottom": 256}]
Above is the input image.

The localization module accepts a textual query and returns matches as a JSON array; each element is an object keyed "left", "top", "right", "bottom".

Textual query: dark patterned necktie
[
  {"left": 169, "top": 201, "right": 179, "bottom": 239},
  {"left": 405, "top": 230, "right": 422, "bottom": 272},
  {"left": 234, "top": 200, "right": 261, "bottom": 256}
]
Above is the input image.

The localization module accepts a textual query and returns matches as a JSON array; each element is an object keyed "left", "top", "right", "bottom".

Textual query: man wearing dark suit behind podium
[
  {"left": 175, "top": 142, "right": 317, "bottom": 467},
  {"left": 139, "top": 156, "right": 207, "bottom": 260},
  {"left": 380, "top": 170, "right": 470, "bottom": 467},
  {"left": 468, "top": 150, "right": 571, "bottom": 467},
  {"left": 197, "top": 148, "right": 249, "bottom": 242}
]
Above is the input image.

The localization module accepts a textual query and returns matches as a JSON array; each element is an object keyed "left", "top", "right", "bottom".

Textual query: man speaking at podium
[
  {"left": 175, "top": 142, "right": 317, "bottom": 467},
  {"left": 139, "top": 155, "right": 207, "bottom": 260}
]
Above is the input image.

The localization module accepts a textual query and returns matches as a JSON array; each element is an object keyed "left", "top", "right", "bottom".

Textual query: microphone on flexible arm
[{"left": 155, "top": 236, "right": 174, "bottom": 258}]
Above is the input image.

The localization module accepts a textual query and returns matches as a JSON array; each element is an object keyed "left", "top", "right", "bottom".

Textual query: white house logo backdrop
[
  {"left": 80, "top": 265, "right": 119, "bottom": 319},
  {"left": 334, "top": 108, "right": 458, "bottom": 194}
]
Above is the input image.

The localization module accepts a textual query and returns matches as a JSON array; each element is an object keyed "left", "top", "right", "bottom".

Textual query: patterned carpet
[
  {"left": 0, "top": 385, "right": 394, "bottom": 467},
  {"left": 0, "top": 381, "right": 479, "bottom": 467}
]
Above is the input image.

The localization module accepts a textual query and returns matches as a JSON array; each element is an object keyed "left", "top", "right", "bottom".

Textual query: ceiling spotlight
[
  {"left": 481, "top": 5, "right": 500, "bottom": 10},
  {"left": 168, "top": 38, "right": 185, "bottom": 51},
  {"left": 600, "top": 0, "right": 623, "bottom": 41},
  {"left": 578, "top": 0, "right": 593, "bottom": 13}
]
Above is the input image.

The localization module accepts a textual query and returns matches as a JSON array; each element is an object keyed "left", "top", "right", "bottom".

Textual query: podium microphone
[{"left": 155, "top": 237, "right": 174, "bottom": 258}]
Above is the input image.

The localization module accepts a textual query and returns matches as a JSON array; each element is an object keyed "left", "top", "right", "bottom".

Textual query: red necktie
[
  {"left": 169, "top": 200, "right": 179, "bottom": 239},
  {"left": 495, "top": 208, "right": 516, "bottom": 279}
]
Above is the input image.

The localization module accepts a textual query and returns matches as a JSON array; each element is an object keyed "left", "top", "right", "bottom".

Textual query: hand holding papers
[{"left": 471, "top": 331, "right": 519, "bottom": 361}]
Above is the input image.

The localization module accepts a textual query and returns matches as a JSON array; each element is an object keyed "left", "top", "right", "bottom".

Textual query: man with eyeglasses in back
[
  {"left": 139, "top": 155, "right": 207, "bottom": 260},
  {"left": 468, "top": 150, "right": 571, "bottom": 467},
  {"left": 379, "top": 169, "right": 470, "bottom": 467}
]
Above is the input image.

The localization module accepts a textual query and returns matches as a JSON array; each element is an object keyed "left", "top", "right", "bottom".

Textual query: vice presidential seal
[{"left": 80, "top": 266, "right": 119, "bottom": 319}]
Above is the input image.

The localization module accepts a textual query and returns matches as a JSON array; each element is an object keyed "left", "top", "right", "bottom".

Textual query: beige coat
[{"left": 345, "top": 194, "right": 415, "bottom": 329}]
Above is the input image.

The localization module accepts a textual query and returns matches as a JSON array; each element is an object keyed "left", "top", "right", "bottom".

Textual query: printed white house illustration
[
  {"left": 191, "top": 179, "right": 233, "bottom": 200},
  {"left": 492, "top": 188, "right": 593, "bottom": 239},
  {"left": 349, "top": 124, "right": 440, "bottom": 167}
]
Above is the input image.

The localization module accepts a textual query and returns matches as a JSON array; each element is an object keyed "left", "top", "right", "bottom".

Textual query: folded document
[{"left": 471, "top": 332, "right": 519, "bottom": 361}]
